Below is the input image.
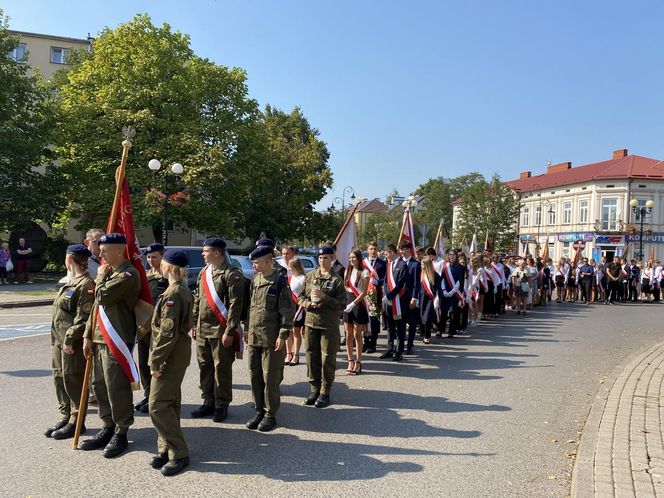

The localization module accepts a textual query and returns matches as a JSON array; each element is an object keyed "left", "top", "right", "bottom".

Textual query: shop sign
[
  {"left": 595, "top": 235, "right": 625, "bottom": 245},
  {"left": 627, "top": 233, "right": 664, "bottom": 244},
  {"left": 557, "top": 232, "right": 594, "bottom": 242}
]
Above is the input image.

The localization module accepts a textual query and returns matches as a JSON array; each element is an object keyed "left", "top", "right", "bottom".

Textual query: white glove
[
  {"left": 452, "top": 281, "right": 460, "bottom": 293},
  {"left": 382, "top": 296, "right": 390, "bottom": 306},
  {"left": 465, "top": 293, "right": 471, "bottom": 304},
  {"left": 493, "top": 286, "right": 498, "bottom": 294},
  {"left": 370, "top": 277, "right": 379, "bottom": 286},
  {"left": 434, "top": 296, "right": 440, "bottom": 310},
  {"left": 442, "top": 290, "right": 451, "bottom": 298},
  {"left": 344, "top": 302, "right": 356, "bottom": 314}
]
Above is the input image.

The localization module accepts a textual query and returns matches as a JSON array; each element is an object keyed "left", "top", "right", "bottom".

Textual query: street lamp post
[
  {"left": 148, "top": 159, "right": 184, "bottom": 246},
  {"left": 341, "top": 186, "right": 355, "bottom": 218},
  {"left": 629, "top": 198, "right": 654, "bottom": 261}
]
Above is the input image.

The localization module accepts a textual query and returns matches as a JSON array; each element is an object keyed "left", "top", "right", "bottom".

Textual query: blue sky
[{"left": 5, "top": 0, "right": 664, "bottom": 210}]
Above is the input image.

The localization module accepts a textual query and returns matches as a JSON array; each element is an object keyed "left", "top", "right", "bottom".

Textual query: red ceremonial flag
[
  {"left": 484, "top": 232, "right": 493, "bottom": 253},
  {"left": 106, "top": 139, "right": 154, "bottom": 335},
  {"left": 399, "top": 207, "right": 415, "bottom": 246}
]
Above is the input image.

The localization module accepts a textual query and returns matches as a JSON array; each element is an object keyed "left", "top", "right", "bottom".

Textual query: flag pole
[
  {"left": 334, "top": 200, "right": 361, "bottom": 247},
  {"left": 74, "top": 130, "right": 134, "bottom": 449}
]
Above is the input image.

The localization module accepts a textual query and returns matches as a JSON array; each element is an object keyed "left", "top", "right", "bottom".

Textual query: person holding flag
[
  {"left": 380, "top": 244, "right": 408, "bottom": 361},
  {"left": 342, "top": 249, "right": 370, "bottom": 375},
  {"left": 79, "top": 233, "right": 140, "bottom": 458},
  {"left": 190, "top": 238, "right": 245, "bottom": 423}
]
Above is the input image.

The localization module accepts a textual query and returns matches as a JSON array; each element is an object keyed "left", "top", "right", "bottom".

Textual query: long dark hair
[{"left": 344, "top": 248, "right": 364, "bottom": 287}]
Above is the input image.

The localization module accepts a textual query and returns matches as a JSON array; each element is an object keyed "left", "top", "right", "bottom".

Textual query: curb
[
  {"left": 571, "top": 340, "right": 664, "bottom": 497},
  {"left": 0, "top": 299, "right": 54, "bottom": 309}
]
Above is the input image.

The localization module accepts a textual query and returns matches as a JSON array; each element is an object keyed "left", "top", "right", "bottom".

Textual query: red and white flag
[
  {"left": 469, "top": 233, "right": 478, "bottom": 253},
  {"left": 433, "top": 220, "right": 445, "bottom": 257},
  {"left": 334, "top": 202, "right": 359, "bottom": 269},
  {"left": 399, "top": 207, "right": 415, "bottom": 246}
]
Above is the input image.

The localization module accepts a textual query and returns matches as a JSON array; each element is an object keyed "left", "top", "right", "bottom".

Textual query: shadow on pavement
[{"left": 0, "top": 369, "right": 51, "bottom": 377}]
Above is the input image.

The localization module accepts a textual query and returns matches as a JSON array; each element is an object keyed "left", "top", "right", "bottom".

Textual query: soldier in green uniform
[
  {"left": 191, "top": 238, "right": 245, "bottom": 422},
  {"left": 298, "top": 245, "right": 346, "bottom": 408},
  {"left": 245, "top": 239, "right": 294, "bottom": 432},
  {"left": 147, "top": 249, "right": 193, "bottom": 476},
  {"left": 135, "top": 243, "right": 168, "bottom": 414},
  {"left": 79, "top": 233, "right": 140, "bottom": 458},
  {"left": 45, "top": 244, "right": 96, "bottom": 440}
]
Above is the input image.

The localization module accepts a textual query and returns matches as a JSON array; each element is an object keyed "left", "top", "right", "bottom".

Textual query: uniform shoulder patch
[
  {"left": 165, "top": 300, "right": 175, "bottom": 307},
  {"left": 161, "top": 318, "right": 174, "bottom": 332},
  {"left": 87, "top": 289, "right": 94, "bottom": 295},
  {"left": 82, "top": 302, "right": 93, "bottom": 314},
  {"left": 123, "top": 271, "right": 132, "bottom": 278}
]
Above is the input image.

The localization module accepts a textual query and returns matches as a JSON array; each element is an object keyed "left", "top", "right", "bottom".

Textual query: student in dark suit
[
  {"left": 362, "top": 241, "right": 386, "bottom": 354},
  {"left": 439, "top": 249, "right": 466, "bottom": 337},
  {"left": 398, "top": 241, "right": 421, "bottom": 354},
  {"left": 379, "top": 244, "right": 408, "bottom": 362}
]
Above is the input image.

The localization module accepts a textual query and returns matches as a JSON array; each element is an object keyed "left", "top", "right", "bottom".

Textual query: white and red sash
[
  {"left": 202, "top": 265, "right": 228, "bottom": 327},
  {"left": 98, "top": 305, "right": 139, "bottom": 384},
  {"left": 347, "top": 269, "right": 371, "bottom": 331},
  {"left": 288, "top": 274, "right": 304, "bottom": 322},
  {"left": 386, "top": 261, "right": 404, "bottom": 318},
  {"left": 362, "top": 259, "right": 379, "bottom": 282},
  {"left": 442, "top": 263, "right": 465, "bottom": 305},
  {"left": 491, "top": 263, "right": 504, "bottom": 286},
  {"left": 420, "top": 271, "right": 436, "bottom": 301}
]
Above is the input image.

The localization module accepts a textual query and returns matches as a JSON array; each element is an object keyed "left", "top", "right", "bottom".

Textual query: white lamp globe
[
  {"left": 148, "top": 159, "right": 161, "bottom": 171},
  {"left": 646, "top": 200, "right": 655, "bottom": 209},
  {"left": 630, "top": 199, "right": 639, "bottom": 208},
  {"left": 171, "top": 163, "right": 184, "bottom": 175}
]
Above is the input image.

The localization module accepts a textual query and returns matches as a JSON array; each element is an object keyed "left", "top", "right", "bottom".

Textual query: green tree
[
  {"left": 454, "top": 174, "right": 520, "bottom": 250},
  {"left": 356, "top": 190, "right": 402, "bottom": 248},
  {"left": 238, "top": 105, "right": 333, "bottom": 241},
  {"left": 0, "top": 12, "right": 62, "bottom": 232},
  {"left": 53, "top": 14, "right": 260, "bottom": 238}
]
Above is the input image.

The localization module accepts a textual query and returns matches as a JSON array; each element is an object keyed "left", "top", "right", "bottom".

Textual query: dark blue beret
[
  {"left": 99, "top": 233, "right": 127, "bottom": 245},
  {"left": 67, "top": 244, "right": 92, "bottom": 258},
  {"left": 250, "top": 245, "right": 274, "bottom": 260},
  {"left": 163, "top": 249, "right": 188, "bottom": 268},
  {"left": 318, "top": 245, "right": 334, "bottom": 256},
  {"left": 203, "top": 237, "right": 226, "bottom": 250},
  {"left": 144, "top": 243, "right": 164, "bottom": 254},
  {"left": 255, "top": 238, "right": 274, "bottom": 248}
]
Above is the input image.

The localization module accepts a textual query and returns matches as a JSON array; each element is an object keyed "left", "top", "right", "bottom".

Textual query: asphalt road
[{"left": 0, "top": 302, "right": 662, "bottom": 497}]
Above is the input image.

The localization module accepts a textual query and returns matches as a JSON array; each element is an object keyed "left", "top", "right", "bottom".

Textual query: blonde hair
[
  {"left": 421, "top": 256, "right": 436, "bottom": 284},
  {"left": 162, "top": 262, "right": 188, "bottom": 281},
  {"left": 289, "top": 256, "right": 305, "bottom": 276}
]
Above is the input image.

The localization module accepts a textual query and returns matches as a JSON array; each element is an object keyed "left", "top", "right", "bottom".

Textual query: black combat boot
[
  {"left": 103, "top": 433, "right": 129, "bottom": 458},
  {"left": 78, "top": 426, "right": 114, "bottom": 451},
  {"left": 52, "top": 422, "right": 85, "bottom": 440},
  {"left": 161, "top": 457, "right": 190, "bottom": 476},
  {"left": 257, "top": 416, "right": 277, "bottom": 432},
  {"left": 44, "top": 420, "right": 68, "bottom": 438},
  {"left": 246, "top": 413, "right": 264, "bottom": 430},
  {"left": 191, "top": 404, "right": 215, "bottom": 418},
  {"left": 149, "top": 453, "right": 169, "bottom": 469},
  {"left": 303, "top": 391, "right": 320, "bottom": 406}
]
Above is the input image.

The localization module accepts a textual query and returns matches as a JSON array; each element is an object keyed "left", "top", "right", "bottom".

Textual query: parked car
[
  {"left": 231, "top": 255, "right": 255, "bottom": 280},
  {"left": 275, "top": 254, "right": 318, "bottom": 273}
]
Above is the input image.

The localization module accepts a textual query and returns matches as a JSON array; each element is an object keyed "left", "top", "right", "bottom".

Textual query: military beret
[
  {"left": 99, "top": 233, "right": 127, "bottom": 245},
  {"left": 66, "top": 244, "right": 92, "bottom": 258},
  {"left": 255, "top": 238, "right": 275, "bottom": 248},
  {"left": 250, "top": 245, "right": 274, "bottom": 260},
  {"left": 144, "top": 243, "right": 165, "bottom": 254},
  {"left": 318, "top": 245, "right": 334, "bottom": 256},
  {"left": 203, "top": 237, "right": 226, "bottom": 250},
  {"left": 163, "top": 249, "right": 188, "bottom": 268}
]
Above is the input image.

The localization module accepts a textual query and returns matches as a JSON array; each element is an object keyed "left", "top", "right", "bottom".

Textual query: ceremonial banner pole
[{"left": 74, "top": 130, "right": 134, "bottom": 449}]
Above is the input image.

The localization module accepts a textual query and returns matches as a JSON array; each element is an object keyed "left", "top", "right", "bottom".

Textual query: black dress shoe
[
  {"left": 314, "top": 394, "right": 330, "bottom": 408},
  {"left": 52, "top": 423, "right": 85, "bottom": 440},
  {"left": 406, "top": 346, "right": 413, "bottom": 355},
  {"left": 365, "top": 347, "right": 376, "bottom": 354},
  {"left": 103, "top": 433, "right": 128, "bottom": 458},
  {"left": 258, "top": 416, "right": 277, "bottom": 432},
  {"left": 150, "top": 452, "right": 169, "bottom": 469},
  {"left": 303, "top": 392, "right": 320, "bottom": 406},
  {"left": 379, "top": 350, "right": 394, "bottom": 359},
  {"left": 393, "top": 352, "right": 403, "bottom": 362},
  {"left": 44, "top": 419, "right": 68, "bottom": 438},
  {"left": 78, "top": 426, "right": 115, "bottom": 451},
  {"left": 246, "top": 413, "right": 264, "bottom": 430},
  {"left": 139, "top": 403, "right": 149, "bottom": 414},
  {"left": 191, "top": 404, "right": 215, "bottom": 418},
  {"left": 161, "top": 457, "right": 190, "bottom": 476},
  {"left": 213, "top": 406, "right": 228, "bottom": 423},
  {"left": 134, "top": 398, "right": 148, "bottom": 411}
]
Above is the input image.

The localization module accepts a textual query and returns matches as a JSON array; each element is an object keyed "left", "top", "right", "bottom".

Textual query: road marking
[
  {"left": 0, "top": 332, "right": 49, "bottom": 341},
  {"left": 0, "top": 313, "right": 52, "bottom": 317},
  {"left": 0, "top": 323, "right": 51, "bottom": 341}
]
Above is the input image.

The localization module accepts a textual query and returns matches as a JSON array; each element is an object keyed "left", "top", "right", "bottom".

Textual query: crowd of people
[{"left": 43, "top": 228, "right": 662, "bottom": 477}]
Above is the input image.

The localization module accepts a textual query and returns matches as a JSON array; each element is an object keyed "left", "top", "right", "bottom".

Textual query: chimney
[
  {"left": 519, "top": 171, "right": 532, "bottom": 179},
  {"left": 612, "top": 148, "right": 628, "bottom": 159},
  {"left": 547, "top": 161, "right": 572, "bottom": 174}
]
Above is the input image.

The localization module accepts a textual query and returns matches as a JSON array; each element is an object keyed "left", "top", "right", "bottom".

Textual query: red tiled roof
[
  {"left": 507, "top": 154, "right": 664, "bottom": 192},
  {"left": 356, "top": 198, "right": 388, "bottom": 213}
]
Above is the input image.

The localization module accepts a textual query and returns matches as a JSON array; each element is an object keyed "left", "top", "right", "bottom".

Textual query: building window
[
  {"left": 579, "top": 200, "right": 589, "bottom": 224},
  {"left": 8, "top": 43, "right": 27, "bottom": 62},
  {"left": 535, "top": 205, "right": 542, "bottom": 226},
  {"left": 50, "top": 47, "right": 70, "bottom": 64},
  {"left": 522, "top": 206, "right": 529, "bottom": 227},
  {"left": 548, "top": 203, "right": 556, "bottom": 225},
  {"left": 563, "top": 202, "right": 572, "bottom": 224},
  {"left": 601, "top": 198, "right": 618, "bottom": 230}
]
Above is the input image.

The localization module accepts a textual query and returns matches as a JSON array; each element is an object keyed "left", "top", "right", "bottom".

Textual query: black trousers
[
  {"left": 406, "top": 306, "right": 419, "bottom": 347},
  {"left": 580, "top": 278, "right": 592, "bottom": 302},
  {"left": 607, "top": 280, "right": 620, "bottom": 302},
  {"left": 439, "top": 297, "right": 462, "bottom": 335},
  {"left": 653, "top": 282, "right": 661, "bottom": 302},
  {"left": 384, "top": 312, "right": 406, "bottom": 353}
]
